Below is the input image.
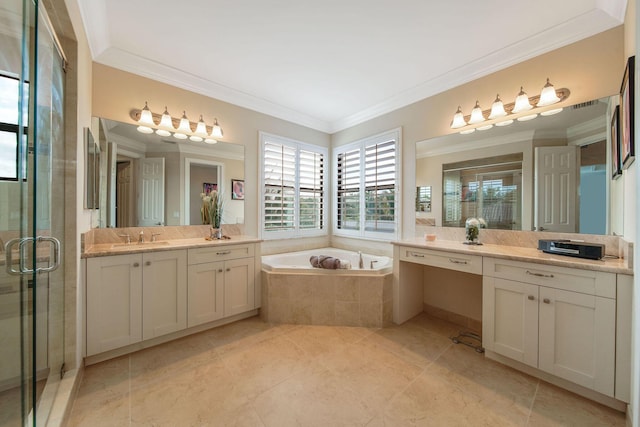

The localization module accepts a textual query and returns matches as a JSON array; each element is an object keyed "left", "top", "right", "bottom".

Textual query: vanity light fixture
[
  {"left": 449, "top": 78, "right": 569, "bottom": 134},
  {"left": 131, "top": 102, "right": 225, "bottom": 143}
]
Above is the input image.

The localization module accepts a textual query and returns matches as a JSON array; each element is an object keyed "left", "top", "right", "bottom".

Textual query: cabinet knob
[
  {"left": 226, "top": 268, "right": 231, "bottom": 272},
  {"left": 133, "top": 262, "right": 140, "bottom": 267},
  {"left": 543, "top": 298, "right": 551, "bottom": 304},
  {"left": 218, "top": 269, "right": 223, "bottom": 273},
  {"left": 145, "top": 261, "right": 151, "bottom": 266},
  {"left": 527, "top": 295, "right": 534, "bottom": 300}
]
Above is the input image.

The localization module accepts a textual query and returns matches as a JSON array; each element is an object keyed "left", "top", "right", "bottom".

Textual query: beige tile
[
  {"left": 334, "top": 277, "right": 359, "bottom": 301},
  {"left": 220, "top": 334, "right": 313, "bottom": 399},
  {"left": 311, "top": 300, "right": 336, "bottom": 325},
  {"left": 253, "top": 364, "right": 375, "bottom": 427},
  {"left": 528, "top": 382, "right": 626, "bottom": 426},
  {"left": 290, "top": 297, "right": 313, "bottom": 324},
  {"left": 317, "top": 340, "right": 423, "bottom": 416},
  {"left": 384, "top": 370, "right": 518, "bottom": 426},
  {"left": 312, "top": 279, "right": 335, "bottom": 300},
  {"left": 335, "top": 300, "right": 360, "bottom": 326},
  {"left": 359, "top": 280, "right": 383, "bottom": 302},
  {"left": 360, "top": 302, "right": 383, "bottom": 327},
  {"left": 289, "top": 279, "right": 313, "bottom": 300},
  {"left": 266, "top": 296, "right": 292, "bottom": 323},
  {"left": 363, "top": 323, "right": 452, "bottom": 368},
  {"left": 129, "top": 359, "right": 250, "bottom": 426},
  {"left": 201, "top": 315, "right": 281, "bottom": 356},
  {"left": 284, "top": 325, "right": 365, "bottom": 357},
  {"left": 427, "top": 345, "right": 537, "bottom": 425},
  {"left": 267, "top": 277, "right": 290, "bottom": 298},
  {"left": 129, "top": 333, "right": 218, "bottom": 388}
]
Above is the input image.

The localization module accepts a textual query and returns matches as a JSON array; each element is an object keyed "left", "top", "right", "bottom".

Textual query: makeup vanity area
[{"left": 392, "top": 235, "right": 632, "bottom": 410}]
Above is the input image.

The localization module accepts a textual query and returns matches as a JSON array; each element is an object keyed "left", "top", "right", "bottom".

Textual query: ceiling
[{"left": 76, "top": 0, "right": 626, "bottom": 133}]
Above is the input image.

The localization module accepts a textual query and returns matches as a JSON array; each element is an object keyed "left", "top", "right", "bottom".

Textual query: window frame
[
  {"left": 332, "top": 128, "right": 402, "bottom": 241},
  {"left": 259, "top": 131, "right": 328, "bottom": 240}
]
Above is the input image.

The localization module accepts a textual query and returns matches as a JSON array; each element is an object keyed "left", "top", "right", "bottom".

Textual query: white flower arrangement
[{"left": 201, "top": 190, "right": 223, "bottom": 228}]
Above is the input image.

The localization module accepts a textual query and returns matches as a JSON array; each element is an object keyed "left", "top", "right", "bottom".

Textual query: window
[
  {"left": 0, "top": 74, "right": 28, "bottom": 181},
  {"left": 334, "top": 128, "right": 401, "bottom": 240},
  {"left": 260, "top": 132, "right": 327, "bottom": 239},
  {"left": 442, "top": 153, "right": 522, "bottom": 230}
]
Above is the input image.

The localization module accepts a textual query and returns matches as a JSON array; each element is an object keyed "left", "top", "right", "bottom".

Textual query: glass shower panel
[{"left": 0, "top": 0, "right": 65, "bottom": 425}]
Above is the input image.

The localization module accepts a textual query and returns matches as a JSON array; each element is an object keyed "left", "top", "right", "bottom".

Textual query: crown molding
[
  {"left": 76, "top": 0, "right": 110, "bottom": 57},
  {"left": 330, "top": 8, "right": 621, "bottom": 133},
  {"left": 94, "top": 47, "right": 333, "bottom": 133}
]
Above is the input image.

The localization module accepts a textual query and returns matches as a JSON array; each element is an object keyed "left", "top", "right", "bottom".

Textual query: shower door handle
[
  {"left": 37, "top": 236, "right": 61, "bottom": 273},
  {"left": 5, "top": 236, "right": 61, "bottom": 275}
]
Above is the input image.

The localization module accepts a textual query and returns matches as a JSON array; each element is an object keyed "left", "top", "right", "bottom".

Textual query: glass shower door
[{"left": 0, "top": 0, "right": 65, "bottom": 425}]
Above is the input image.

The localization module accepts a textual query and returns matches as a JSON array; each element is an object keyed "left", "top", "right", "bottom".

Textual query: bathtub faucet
[
  {"left": 370, "top": 260, "right": 378, "bottom": 269},
  {"left": 358, "top": 251, "right": 364, "bottom": 269}
]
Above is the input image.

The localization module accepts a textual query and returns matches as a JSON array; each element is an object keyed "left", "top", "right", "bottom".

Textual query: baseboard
[
  {"left": 44, "top": 366, "right": 84, "bottom": 427},
  {"left": 423, "top": 303, "right": 482, "bottom": 334},
  {"left": 485, "top": 350, "right": 626, "bottom": 412},
  {"left": 85, "top": 309, "right": 259, "bottom": 365}
]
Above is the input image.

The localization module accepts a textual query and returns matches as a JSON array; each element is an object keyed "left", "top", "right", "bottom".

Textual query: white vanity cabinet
[
  {"left": 187, "top": 244, "right": 256, "bottom": 327},
  {"left": 482, "top": 257, "right": 616, "bottom": 396},
  {"left": 86, "top": 249, "right": 187, "bottom": 356}
]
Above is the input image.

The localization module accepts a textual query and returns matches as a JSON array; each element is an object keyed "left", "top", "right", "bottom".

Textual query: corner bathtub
[{"left": 261, "top": 248, "right": 393, "bottom": 328}]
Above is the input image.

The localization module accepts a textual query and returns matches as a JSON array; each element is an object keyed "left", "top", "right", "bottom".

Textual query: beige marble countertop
[
  {"left": 82, "top": 235, "right": 262, "bottom": 258},
  {"left": 393, "top": 237, "right": 633, "bottom": 275}
]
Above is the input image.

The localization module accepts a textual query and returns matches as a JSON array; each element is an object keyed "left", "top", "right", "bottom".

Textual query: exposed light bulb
[{"left": 450, "top": 106, "right": 467, "bottom": 129}]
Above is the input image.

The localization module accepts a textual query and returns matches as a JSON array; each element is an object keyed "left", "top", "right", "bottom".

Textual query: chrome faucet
[
  {"left": 151, "top": 232, "right": 161, "bottom": 242},
  {"left": 118, "top": 234, "right": 131, "bottom": 244},
  {"left": 138, "top": 231, "right": 145, "bottom": 243},
  {"left": 358, "top": 251, "right": 364, "bottom": 269},
  {"left": 370, "top": 260, "right": 378, "bottom": 269}
]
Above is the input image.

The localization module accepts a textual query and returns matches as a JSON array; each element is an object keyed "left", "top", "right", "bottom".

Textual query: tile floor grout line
[
  {"left": 525, "top": 379, "right": 541, "bottom": 426},
  {"left": 128, "top": 355, "right": 132, "bottom": 427}
]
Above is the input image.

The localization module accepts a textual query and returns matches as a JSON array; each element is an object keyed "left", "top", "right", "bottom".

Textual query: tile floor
[{"left": 67, "top": 314, "right": 626, "bottom": 426}]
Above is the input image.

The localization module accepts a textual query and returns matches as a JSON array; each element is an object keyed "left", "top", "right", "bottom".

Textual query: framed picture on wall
[
  {"left": 620, "top": 55, "right": 635, "bottom": 169},
  {"left": 611, "top": 105, "right": 622, "bottom": 180},
  {"left": 203, "top": 182, "right": 217, "bottom": 195},
  {"left": 231, "top": 179, "right": 245, "bottom": 200}
]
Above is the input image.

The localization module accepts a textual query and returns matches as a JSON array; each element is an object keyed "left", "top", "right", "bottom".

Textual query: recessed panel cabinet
[
  {"left": 483, "top": 257, "right": 616, "bottom": 397},
  {"left": 86, "top": 242, "right": 260, "bottom": 358}
]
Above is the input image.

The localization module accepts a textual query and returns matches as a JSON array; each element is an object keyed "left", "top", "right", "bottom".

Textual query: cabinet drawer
[
  {"left": 188, "top": 244, "right": 255, "bottom": 265},
  {"left": 483, "top": 257, "right": 615, "bottom": 298},
  {"left": 398, "top": 247, "right": 482, "bottom": 275}
]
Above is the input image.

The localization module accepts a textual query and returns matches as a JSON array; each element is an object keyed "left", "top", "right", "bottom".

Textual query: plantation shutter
[
  {"left": 336, "top": 148, "right": 361, "bottom": 230},
  {"left": 263, "top": 141, "right": 296, "bottom": 231},
  {"left": 364, "top": 140, "right": 396, "bottom": 233},
  {"left": 299, "top": 149, "right": 324, "bottom": 229}
]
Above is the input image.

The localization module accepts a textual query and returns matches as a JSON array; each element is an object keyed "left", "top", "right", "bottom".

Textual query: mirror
[
  {"left": 84, "top": 126, "right": 100, "bottom": 209},
  {"left": 416, "top": 96, "right": 615, "bottom": 235},
  {"left": 91, "top": 117, "right": 245, "bottom": 228}
]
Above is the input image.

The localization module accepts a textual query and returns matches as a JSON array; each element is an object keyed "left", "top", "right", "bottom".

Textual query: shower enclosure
[{"left": 1, "top": 0, "right": 67, "bottom": 425}]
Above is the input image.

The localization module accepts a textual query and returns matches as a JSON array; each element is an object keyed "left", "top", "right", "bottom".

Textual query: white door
[
  {"left": 538, "top": 287, "right": 615, "bottom": 396},
  {"left": 534, "top": 146, "right": 577, "bottom": 232},
  {"left": 138, "top": 157, "right": 165, "bottom": 226},
  {"left": 482, "top": 277, "right": 539, "bottom": 368},
  {"left": 187, "top": 261, "right": 225, "bottom": 327}
]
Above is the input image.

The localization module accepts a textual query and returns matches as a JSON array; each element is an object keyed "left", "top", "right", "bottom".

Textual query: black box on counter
[{"left": 537, "top": 240, "right": 605, "bottom": 260}]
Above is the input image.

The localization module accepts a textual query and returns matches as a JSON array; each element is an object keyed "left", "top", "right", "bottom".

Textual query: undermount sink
[{"left": 111, "top": 241, "right": 171, "bottom": 249}]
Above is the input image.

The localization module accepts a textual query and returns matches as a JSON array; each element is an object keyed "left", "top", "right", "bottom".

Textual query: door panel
[
  {"left": 138, "top": 157, "right": 165, "bottom": 226},
  {"left": 534, "top": 146, "right": 577, "bottom": 232}
]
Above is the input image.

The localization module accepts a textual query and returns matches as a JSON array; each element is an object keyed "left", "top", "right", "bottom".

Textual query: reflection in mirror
[
  {"left": 91, "top": 117, "right": 244, "bottom": 228},
  {"left": 416, "top": 96, "right": 616, "bottom": 235},
  {"left": 84, "top": 127, "right": 99, "bottom": 209},
  {"left": 415, "top": 186, "right": 431, "bottom": 212}
]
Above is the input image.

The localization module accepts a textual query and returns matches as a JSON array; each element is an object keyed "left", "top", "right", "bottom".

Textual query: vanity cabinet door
[
  {"left": 187, "top": 261, "right": 225, "bottom": 327},
  {"left": 86, "top": 254, "right": 143, "bottom": 356},
  {"left": 483, "top": 277, "right": 539, "bottom": 368},
  {"left": 223, "top": 257, "right": 255, "bottom": 317},
  {"left": 142, "top": 250, "right": 187, "bottom": 340},
  {"left": 538, "top": 287, "right": 615, "bottom": 396}
]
